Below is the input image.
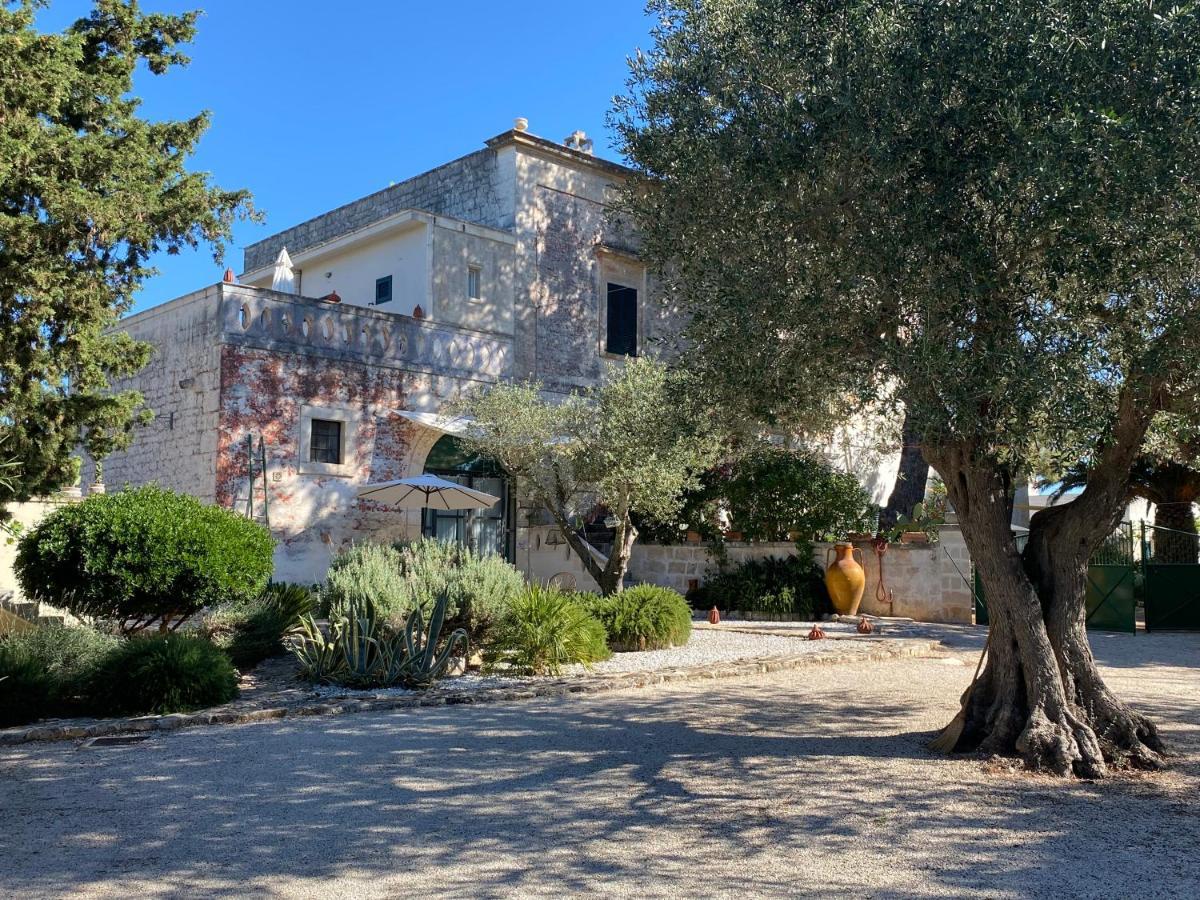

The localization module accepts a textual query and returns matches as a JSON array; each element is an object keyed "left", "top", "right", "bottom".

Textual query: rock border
[{"left": 0, "top": 638, "right": 939, "bottom": 746}]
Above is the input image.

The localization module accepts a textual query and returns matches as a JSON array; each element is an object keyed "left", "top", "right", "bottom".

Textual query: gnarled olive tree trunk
[{"left": 927, "top": 403, "right": 1167, "bottom": 777}]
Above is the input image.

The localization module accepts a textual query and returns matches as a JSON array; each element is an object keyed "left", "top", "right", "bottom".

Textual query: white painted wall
[{"left": 247, "top": 224, "right": 429, "bottom": 317}]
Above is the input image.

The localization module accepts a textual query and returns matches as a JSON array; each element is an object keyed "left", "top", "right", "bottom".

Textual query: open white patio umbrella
[{"left": 356, "top": 473, "right": 499, "bottom": 510}]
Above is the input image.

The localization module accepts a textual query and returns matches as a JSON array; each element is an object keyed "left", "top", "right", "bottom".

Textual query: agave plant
[
  {"left": 292, "top": 592, "right": 466, "bottom": 689},
  {"left": 403, "top": 592, "right": 469, "bottom": 688}
]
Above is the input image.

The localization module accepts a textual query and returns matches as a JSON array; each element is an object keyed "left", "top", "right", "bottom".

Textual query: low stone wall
[
  {"left": 836, "top": 528, "right": 974, "bottom": 624},
  {"left": 629, "top": 527, "right": 974, "bottom": 625}
]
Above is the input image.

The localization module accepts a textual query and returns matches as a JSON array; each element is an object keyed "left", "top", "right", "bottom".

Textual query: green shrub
[
  {"left": 88, "top": 634, "right": 239, "bottom": 715},
  {"left": 484, "top": 585, "right": 611, "bottom": 676},
  {"left": 394, "top": 538, "right": 524, "bottom": 643},
  {"left": 321, "top": 543, "right": 409, "bottom": 621},
  {"left": 0, "top": 624, "right": 119, "bottom": 725},
  {"left": 15, "top": 485, "right": 274, "bottom": 633},
  {"left": 691, "top": 554, "right": 830, "bottom": 617},
  {"left": 0, "top": 643, "right": 56, "bottom": 726},
  {"left": 322, "top": 539, "right": 523, "bottom": 644},
  {"left": 586, "top": 585, "right": 693, "bottom": 651},
  {"left": 638, "top": 445, "right": 875, "bottom": 543},
  {"left": 206, "top": 582, "right": 316, "bottom": 669}
]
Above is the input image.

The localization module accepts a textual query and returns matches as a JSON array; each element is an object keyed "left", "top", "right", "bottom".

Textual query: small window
[
  {"left": 374, "top": 276, "right": 392, "bottom": 305},
  {"left": 605, "top": 283, "right": 638, "bottom": 356},
  {"left": 467, "top": 265, "right": 481, "bottom": 300},
  {"left": 309, "top": 419, "right": 342, "bottom": 464}
]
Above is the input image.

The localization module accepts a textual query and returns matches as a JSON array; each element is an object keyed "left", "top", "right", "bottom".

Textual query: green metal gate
[
  {"left": 1141, "top": 523, "right": 1200, "bottom": 631},
  {"left": 975, "top": 524, "right": 1136, "bottom": 634}
]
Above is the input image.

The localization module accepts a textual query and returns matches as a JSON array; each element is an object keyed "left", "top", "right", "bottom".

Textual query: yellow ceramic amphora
[{"left": 825, "top": 542, "right": 866, "bottom": 616}]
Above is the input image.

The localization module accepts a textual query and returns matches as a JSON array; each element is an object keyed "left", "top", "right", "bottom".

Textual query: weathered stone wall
[
  {"left": 431, "top": 222, "right": 517, "bottom": 335},
  {"left": 99, "top": 286, "right": 225, "bottom": 501},
  {"left": 629, "top": 529, "right": 975, "bottom": 625},
  {"left": 214, "top": 282, "right": 520, "bottom": 584},
  {"left": 221, "top": 284, "right": 512, "bottom": 388},
  {"left": 511, "top": 148, "right": 665, "bottom": 392},
  {"left": 243, "top": 146, "right": 515, "bottom": 274},
  {"left": 629, "top": 541, "right": 805, "bottom": 597},
  {"left": 217, "top": 344, "right": 420, "bottom": 583}
]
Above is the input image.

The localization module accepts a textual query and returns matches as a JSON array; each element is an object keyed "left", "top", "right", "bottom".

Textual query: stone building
[{"left": 101, "top": 123, "right": 679, "bottom": 586}]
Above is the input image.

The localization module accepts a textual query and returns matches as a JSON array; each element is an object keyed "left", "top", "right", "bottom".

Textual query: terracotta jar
[{"left": 825, "top": 542, "right": 866, "bottom": 616}]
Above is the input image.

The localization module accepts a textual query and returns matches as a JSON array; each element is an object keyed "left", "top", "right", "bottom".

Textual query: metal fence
[
  {"left": 975, "top": 523, "right": 1135, "bottom": 633},
  {"left": 1141, "top": 523, "right": 1200, "bottom": 631}
]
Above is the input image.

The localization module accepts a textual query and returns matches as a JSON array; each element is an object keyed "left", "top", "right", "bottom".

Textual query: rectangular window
[
  {"left": 467, "top": 265, "right": 481, "bottom": 300},
  {"left": 605, "top": 283, "right": 638, "bottom": 356},
  {"left": 374, "top": 275, "right": 392, "bottom": 305},
  {"left": 309, "top": 419, "right": 342, "bottom": 464}
]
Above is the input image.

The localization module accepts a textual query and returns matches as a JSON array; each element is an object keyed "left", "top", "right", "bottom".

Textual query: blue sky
[{"left": 37, "top": 1, "right": 655, "bottom": 313}]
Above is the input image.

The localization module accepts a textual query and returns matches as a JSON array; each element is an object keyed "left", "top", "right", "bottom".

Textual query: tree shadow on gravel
[{"left": 0, "top": 661, "right": 1196, "bottom": 899}]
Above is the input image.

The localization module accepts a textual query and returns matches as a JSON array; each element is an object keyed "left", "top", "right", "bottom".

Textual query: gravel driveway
[{"left": 1, "top": 630, "right": 1195, "bottom": 899}]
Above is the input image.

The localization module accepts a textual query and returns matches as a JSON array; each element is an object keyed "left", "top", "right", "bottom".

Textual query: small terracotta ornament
[
  {"left": 323, "top": 290, "right": 341, "bottom": 304},
  {"left": 807, "top": 623, "right": 826, "bottom": 641},
  {"left": 857, "top": 616, "right": 875, "bottom": 635},
  {"left": 413, "top": 304, "right": 425, "bottom": 319},
  {"left": 708, "top": 606, "right": 720, "bottom": 625},
  {"left": 222, "top": 267, "right": 236, "bottom": 283}
]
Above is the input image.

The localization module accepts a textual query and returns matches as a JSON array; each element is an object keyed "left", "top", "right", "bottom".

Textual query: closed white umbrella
[
  {"left": 356, "top": 473, "right": 499, "bottom": 510},
  {"left": 271, "top": 247, "right": 296, "bottom": 294}
]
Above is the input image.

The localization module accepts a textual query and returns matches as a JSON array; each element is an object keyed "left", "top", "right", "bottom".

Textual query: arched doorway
[{"left": 421, "top": 434, "right": 512, "bottom": 560}]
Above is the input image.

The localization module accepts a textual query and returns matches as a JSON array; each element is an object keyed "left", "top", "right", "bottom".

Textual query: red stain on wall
[{"left": 216, "top": 345, "right": 413, "bottom": 538}]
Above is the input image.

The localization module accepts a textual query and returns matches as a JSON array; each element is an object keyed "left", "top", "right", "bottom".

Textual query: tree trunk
[
  {"left": 879, "top": 411, "right": 929, "bottom": 531},
  {"left": 546, "top": 505, "right": 638, "bottom": 595},
  {"left": 928, "top": 444, "right": 1166, "bottom": 777}
]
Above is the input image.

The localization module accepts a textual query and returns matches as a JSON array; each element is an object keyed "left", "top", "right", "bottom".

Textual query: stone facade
[
  {"left": 99, "top": 125, "right": 931, "bottom": 602},
  {"left": 103, "top": 129, "right": 655, "bottom": 585},
  {"left": 629, "top": 528, "right": 975, "bottom": 625}
]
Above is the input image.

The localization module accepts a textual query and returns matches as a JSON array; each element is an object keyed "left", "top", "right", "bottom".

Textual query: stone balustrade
[{"left": 218, "top": 284, "right": 512, "bottom": 383}]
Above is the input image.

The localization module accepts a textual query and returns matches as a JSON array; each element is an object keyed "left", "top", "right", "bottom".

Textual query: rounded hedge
[
  {"left": 689, "top": 555, "right": 830, "bottom": 618},
  {"left": 586, "top": 584, "right": 693, "bottom": 651},
  {"left": 16, "top": 485, "right": 274, "bottom": 632},
  {"left": 88, "top": 633, "right": 239, "bottom": 715}
]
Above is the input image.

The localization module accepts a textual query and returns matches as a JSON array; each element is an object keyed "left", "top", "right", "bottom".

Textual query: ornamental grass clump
[
  {"left": 205, "top": 582, "right": 316, "bottom": 669},
  {"left": 393, "top": 538, "right": 524, "bottom": 645},
  {"left": 0, "top": 624, "right": 119, "bottom": 725},
  {"left": 585, "top": 584, "right": 692, "bottom": 651},
  {"left": 484, "top": 585, "right": 610, "bottom": 676},
  {"left": 88, "top": 633, "right": 239, "bottom": 716},
  {"left": 321, "top": 539, "right": 524, "bottom": 645}
]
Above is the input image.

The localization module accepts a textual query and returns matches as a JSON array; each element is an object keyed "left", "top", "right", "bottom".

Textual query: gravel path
[
  {"left": 566, "top": 626, "right": 842, "bottom": 674},
  {"left": 0, "top": 630, "right": 1195, "bottom": 898}
]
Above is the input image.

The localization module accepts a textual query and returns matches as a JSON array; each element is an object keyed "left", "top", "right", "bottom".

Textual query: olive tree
[
  {"left": 615, "top": 0, "right": 1200, "bottom": 776},
  {"left": 455, "top": 356, "right": 721, "bottom": 595}
]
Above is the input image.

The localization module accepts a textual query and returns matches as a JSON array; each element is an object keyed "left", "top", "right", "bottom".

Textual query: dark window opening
[
  {"left": 309, "top": 419, "right": 342, "bottom": 464},
  {"left": 468, "top": 266, "right": 481, "bottom": 299},
  {"left": 374, "top": 275, "right": 393, "bottom": 305},
  {"left": 605, "top": 282, "right": 638, "bottom": 356}
]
